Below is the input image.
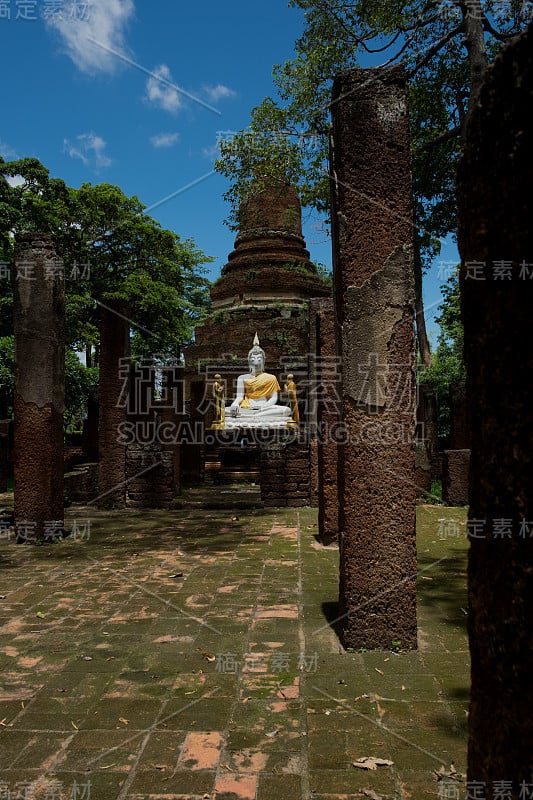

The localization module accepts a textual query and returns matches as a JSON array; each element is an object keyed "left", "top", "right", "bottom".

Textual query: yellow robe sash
[{"left": 241, "top": 373, "right": 281, "bottom": 409}]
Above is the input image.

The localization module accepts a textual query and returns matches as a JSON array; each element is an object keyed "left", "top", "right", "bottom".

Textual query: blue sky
[{"left": 0, "top": 0, "right": 457, "bottom": 345}]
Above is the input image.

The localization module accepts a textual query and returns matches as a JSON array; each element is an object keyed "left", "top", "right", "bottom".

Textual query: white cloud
[
  {"left": 64, "top": 133, "right": 112, "bottom": 170},
  {"left": 202, "top": 144, "right": 220, "bottom": 160},
  {"left": 45, "top": 0, "right": 135, "bottom": 74},
  {"left": 145, "top": 64, "right": 183, "bottom": 113},
  {"left": 203, "top": 84, "right": 237, "bottom": 103},
  {"left": 150, "top": 132, "right": 180, "bottom": 149},
  {"left": 7, "top": 175, "right": 25, "bottom": 187},
  {"left": 0, "top": 139, "right": 18, "bottom": 160}
]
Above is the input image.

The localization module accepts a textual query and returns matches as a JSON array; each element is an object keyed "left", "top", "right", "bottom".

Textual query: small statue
[
  {"left": 212, "top": 374, "right": 225, "bottom": 428},
  {"left": 284, "top": 373, "right": 300, "bottom": 425}
]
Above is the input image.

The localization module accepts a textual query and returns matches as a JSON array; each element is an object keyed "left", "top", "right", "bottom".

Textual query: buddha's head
[{"left": 247, "top": 333, "right": 265, "bottom": 375}]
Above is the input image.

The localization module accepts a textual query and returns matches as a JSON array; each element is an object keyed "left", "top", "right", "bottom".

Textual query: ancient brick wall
[
  {"left": 64, "top": 463, "right": 98, "bottom": 503},
  {"left": 260, "top": 442, "right": 310, "bottom": 507}
]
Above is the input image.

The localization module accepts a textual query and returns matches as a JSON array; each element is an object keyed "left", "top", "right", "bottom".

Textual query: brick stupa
[{"left": 186, "top": 181, "right": 330, "bottom": 372}]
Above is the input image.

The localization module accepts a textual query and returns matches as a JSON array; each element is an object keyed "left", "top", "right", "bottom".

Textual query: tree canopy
[
  {"left": 0, "top": 157, "right": 212, "bottom": 362},
  {"left": 215, "top": 0, "right": 531, "bottom": 362},
  {"left": 0, "top": 155, "right": 213, "bottom": 422}
]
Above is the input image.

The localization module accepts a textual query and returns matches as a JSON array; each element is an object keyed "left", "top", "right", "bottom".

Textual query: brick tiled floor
[{"left": 0, "top": 497, "right": 469, "bottom": 799}]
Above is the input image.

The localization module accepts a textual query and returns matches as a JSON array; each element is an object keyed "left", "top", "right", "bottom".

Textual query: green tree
[
  {"left": 66, "top": 182, "right": 212, "bottom": 362},
  {"left": 0, "top": 336, "right": 14, "bottom": 418},
  {"left": 0, "top": 160, "right": 212, "bottom": 363},
  {"left": 215, "top": 0, "right": 530, "bottom": 364},
  {"left": 419, "top": 266, "right": 465, "bottom": 440},
  {"left": 0, "top": 158, "right": 213, "bottom": 420}
]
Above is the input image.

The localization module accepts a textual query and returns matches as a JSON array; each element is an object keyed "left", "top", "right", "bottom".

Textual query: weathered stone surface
[
  {"left": 126, "top": 438, "right": 174, "bottom": 509},
  {"left": 457, "top": 24, "right": 533, "bottom": 793},
  {"left": 97, "top": 299, "right": 129, "bottom": 508},
  {"left": 181, "top": 380, "right": 206, "bottom": 484},
  {"left": 449, "top": 381, "right": 470, "bottom": 450},
  {"left": 184, "top": 182, "right": 331, "bottom": 435},
  {"left": 260, "top": 442, "right": 310, "bottom": 507},
  {"left": 331, "top": 66, "right": 417, "bottom": 649},
  {"left": 309, "top": 298, "right": 340, "bottom": 545},
  {"left": 416, "top": 383, "right": 440, "bottom": 478},
  {"left": 442, "top": 449, "right": 469, "bottom": 506},
  {"left": 64, "top": 463, "right": 98, "bottom": 503},
  {"left": 415, "top": 441, "right": 432, "bottom": 496},
  {"left": 0, "top": 425, "right": 9, "bottom": 493},
  {"left": 13, "top": 234, "right": 64, "bottom": 541}
]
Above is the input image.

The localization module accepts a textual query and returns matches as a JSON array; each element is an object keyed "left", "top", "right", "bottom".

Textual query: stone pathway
[{"left": 0, "top": 499, "right": 469, "bottom": 799}]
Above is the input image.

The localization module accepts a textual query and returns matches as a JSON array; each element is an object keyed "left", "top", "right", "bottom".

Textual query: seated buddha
[{"left": 224, "top": 335, "right": 293, "bottom": 428}]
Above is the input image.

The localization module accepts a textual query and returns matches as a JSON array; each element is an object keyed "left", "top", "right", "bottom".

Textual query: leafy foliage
[
  {"left": 418, "top": 266, "right": 465, "bottom": 440},
  {"left": 0, "top": 336, "right": 14, "bottom": 418},
  {"left": 215, "top": 0, "right": 531, "bottom": 363},
  {"left": 0, "top": 157, "right": 213, "bottom": 420}
]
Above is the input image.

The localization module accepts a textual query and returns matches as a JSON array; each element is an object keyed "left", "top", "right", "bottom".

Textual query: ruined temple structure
[
  {"left": 185, "top": 181, "right": 330, "bottom": 383},
  {"left": 184, "top": 182, "right": 331, "bottom": 501}
]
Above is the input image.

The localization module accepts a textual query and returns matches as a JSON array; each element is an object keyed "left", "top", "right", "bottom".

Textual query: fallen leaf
[
  {"left": 119, "top": 717, "right": 129, "bottom": 726},
  {"left": 168, "top": 573, "right": 183, "bottom": 578},
  {"left": 265, "top": 729, "right": 281, "bottom": 738},
  {"left": 36, "top": 611, "right": 46, "bottom": 619},
  {"left": 352, "top": 757, "right": 394, "bottom": 771},
  {"left": 360, "top": 790, "right": 384, "bottom": 800},
  {"left": 201, "top": 652, "right": 216, "bottom": 663},
  {"left": 71, "top": 721, "right": 79, "bottom": 730},
  {"left": 375, "top": 668, "right": 384, "bottom": 675},
  {"left": 101, "top": 763, "right": 116, "bottom": 769},
  {"left": 82, "top": 656, "right": 93, "bottom": 662}
]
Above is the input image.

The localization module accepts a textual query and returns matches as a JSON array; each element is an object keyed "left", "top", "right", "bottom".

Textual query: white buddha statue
[{"left": 224, "top": 335, "right": 294, "bottom": 429}]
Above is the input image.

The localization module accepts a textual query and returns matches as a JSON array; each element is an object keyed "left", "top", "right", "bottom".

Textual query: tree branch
[
  {"left": 407, "top": 23, "right": 464, "bottom": 78},
  {"left": 413, "top": 125, "right": 461, "bottom": 155}
]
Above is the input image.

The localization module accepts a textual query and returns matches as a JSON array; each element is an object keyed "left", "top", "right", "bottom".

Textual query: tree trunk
[
  {"left": 414, "top": 241, "right": 432, "bottom": 367},
  {"left": 460, "top": 0, "right": 489, "bottom": 108},
  {"left": 85, "top": 344, "right": 92, "bottom": 369}
]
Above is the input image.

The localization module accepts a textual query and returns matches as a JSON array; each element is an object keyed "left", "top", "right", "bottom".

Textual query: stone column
[
  {"left": 181, "top": 379, "right": 206, "bottom": 484},
  {"left": 449, "top": 381, "right": 470, "bottom": 449},
  {"left": 97, "top": 299, "right": 130, "bottom": 508},
  {"left": 310, "top": 298, "right": 340, "bottom": 545},
  {"left": 0, "top": 421, "right": 9, "bottom": 493},
  {"left": 13, "top": 234, "right": 64, "bottom": 542},
  {"left": 416, "top": 383, "right": 440, "bottom": 478},
  {"left": 457, "top": 25, "right": 533, "bottom": 795},
  {"left": 330, "top": 66, "right": 417, "bottom": 649}
]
